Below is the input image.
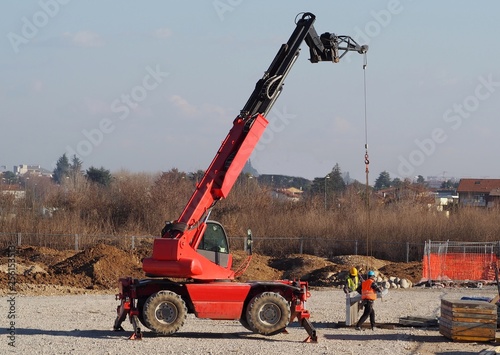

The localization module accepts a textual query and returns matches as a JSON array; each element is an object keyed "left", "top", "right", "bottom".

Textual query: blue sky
[{"left": 1, "top": 1, "right": 500, "bottom": 183}]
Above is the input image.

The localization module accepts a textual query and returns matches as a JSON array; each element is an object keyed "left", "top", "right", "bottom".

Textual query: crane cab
[{"left": 196, "top": 221, "right": 231, "bottom": 268}]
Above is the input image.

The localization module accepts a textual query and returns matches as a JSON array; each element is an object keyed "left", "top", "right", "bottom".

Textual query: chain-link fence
[
  {"left": 231, "top": 236, "right": 424, "bottom": 262},
  {"left": 0, "top": 232, "right": 154, "bottom": 251}
]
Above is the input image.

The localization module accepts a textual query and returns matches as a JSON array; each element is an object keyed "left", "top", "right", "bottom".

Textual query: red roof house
[{"left": 456, "top": 179, "right": 500, "bottom": 207}]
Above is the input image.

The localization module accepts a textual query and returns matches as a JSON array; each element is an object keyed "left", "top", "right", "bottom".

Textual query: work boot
[{"left": 355, "top": 326, "right": 361, "bottom": 331}]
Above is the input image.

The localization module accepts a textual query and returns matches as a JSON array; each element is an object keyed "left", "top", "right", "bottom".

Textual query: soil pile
[
  {"left": 51, "top": 243, "right": 145, "bottom": 288},
  {"left": 0, "top": 244, "right": 145, "bottom": 292},
  {"left": 10, "top": 246, "right": 77, "bottom": 267},
  {"left": 232, "top": 251, "right": 282, "bottom": 281}
]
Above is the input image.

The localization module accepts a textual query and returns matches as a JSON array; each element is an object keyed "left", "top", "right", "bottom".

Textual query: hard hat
[
  {"left": 367, "top": 270, "right": 375, "bottom": 278},
  {"left": 349, "top": 267, "right": 358, "bottom": 276}
]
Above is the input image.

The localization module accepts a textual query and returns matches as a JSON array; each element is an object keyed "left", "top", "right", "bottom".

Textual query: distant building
[
  {"left": 457, "top": 178, "right": 500, "bottom": 208},
  {"left": 434, "top": 189, "right": 458, "bottom": 216},
  {"left": 426, "top": 175, "right": 458, "bottom": 189},
  {"left": 375, "top": 185, "right": 434, "bottom": 205},
  {"left": 426, "top": 176, "right": 445, "bottom": 189},
  {"left": 273, "top": 187, "right": 303, "bottom": 202},
  {"left": 0, "top": 184, "right": 25, "bottom": 199},
  {"left": 14, "top": 164, "right": 52, "bottom": 177}
]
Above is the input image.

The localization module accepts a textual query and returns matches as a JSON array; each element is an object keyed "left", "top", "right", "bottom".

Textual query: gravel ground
[{"left": 1, "top": 287, "right": 499, "bottom": 355}]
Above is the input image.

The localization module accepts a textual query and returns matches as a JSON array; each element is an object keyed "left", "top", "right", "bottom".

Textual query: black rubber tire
[
  {"left": 136, "top": 298, "right": 147, "bottom": 327},
  {"left": 142, "top": 291, "right": 187, "bottom": 335},
  {"left": 246, "top": 292, "right": 290, "bottom": 336},
  {"left": 239, "top": 315, "right": 255, "bottom": 332}
]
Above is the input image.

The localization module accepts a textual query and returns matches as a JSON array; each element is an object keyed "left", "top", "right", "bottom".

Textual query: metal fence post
[
  {"left": 299, "top": 239, "right": 303, "bottom": 254},
  {"left": 406, "top": 242, "right": 409, "bottom": 263},
  {"left": 74, "top": 234, "right": 79, "bottom": 251},
  {"left": 131, "top": 236, "right": 135, "bottom": 249},
  {"left": 17, "top": 232, "right": 21, "bottom": 247},
  {"left": 426, "top": 240, "right": 431, "bottom": 281},
  {"left": 355, "top": 240, "right": 358, "bottom": 255}
]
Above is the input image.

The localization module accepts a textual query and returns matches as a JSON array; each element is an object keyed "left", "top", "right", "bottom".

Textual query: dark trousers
[{"left": 356, "top": 300, "right": 375, "bottom": 328}]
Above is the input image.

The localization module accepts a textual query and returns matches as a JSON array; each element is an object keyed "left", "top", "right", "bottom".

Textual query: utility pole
[{"left": 324, "top": 175, "right": 330, "bottom": 210}]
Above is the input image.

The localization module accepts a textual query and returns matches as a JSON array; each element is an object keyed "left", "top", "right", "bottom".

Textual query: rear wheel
[
  {"left": 246, "top": 292, "right": 290, "bottom": 336},
  {"left": 142, "top": 291, "right": 187, "bottom": 335}
]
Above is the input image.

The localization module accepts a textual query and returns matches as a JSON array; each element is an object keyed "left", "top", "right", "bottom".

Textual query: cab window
[{"left": 198, "top": 222, "right": 229, "bottom": 253}]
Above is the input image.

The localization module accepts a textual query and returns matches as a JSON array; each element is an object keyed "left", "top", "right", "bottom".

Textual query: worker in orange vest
[{"left": 355, "top": 270, "right": 383, "bottom": 331}]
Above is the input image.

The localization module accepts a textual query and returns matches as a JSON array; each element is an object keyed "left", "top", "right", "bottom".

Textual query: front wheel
[
  {"left": 239, "top": 314, "right": 255, "bottom": 332},
  {"left": 142, "top": 291, "right": 187, "bottom": 335},
  {"left": 136, "top": 297, "right": 147, "bottom": 327},
  {"left": 246, "top": 292, "right": 290, "bottom": 336}
]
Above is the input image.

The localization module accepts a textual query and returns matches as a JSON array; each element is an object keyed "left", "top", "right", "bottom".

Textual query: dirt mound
[
  {"left": 302, "top": 265, "right": 342, "bottom": 286},
  {"left": 0, "top": 262, "right": 46, "bottom": 275},
  {"left": 51, "top": 243, "right": 145, "bottom": 289},
  {"left": 1, "top": 245, "right": 76, "bottom": 267},
  {"left": 329, "top": 255, "right": 391, "bottom": 271},
  {"left": 232, "top": 251, "right": 281, "bottom": 281},
  {"left": 270, "top": 254, "right": 338, "bottom": 280},
  {"left": 379, "top": 261, "right": 422, "bottom": 284}
]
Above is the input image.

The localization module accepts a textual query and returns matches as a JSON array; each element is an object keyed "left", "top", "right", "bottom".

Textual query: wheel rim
[
  {"left": 155, "top": 302, "right": 178, "bottom": 324},
  {"left": 258, "top": 303, "right": 281, "bottom": 326}
]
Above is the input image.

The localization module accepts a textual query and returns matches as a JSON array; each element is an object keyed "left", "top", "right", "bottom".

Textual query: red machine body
[
  {"left": 114, "top": 12, "right": 367, "bottom": 342},
  {"left": 142, "top": 113, "right": 269, "bottom": 280}
]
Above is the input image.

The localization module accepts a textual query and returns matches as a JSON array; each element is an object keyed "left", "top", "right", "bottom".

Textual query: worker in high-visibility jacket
[
  {"left": 344, "top": 267, "right": 363, "bottom": 294},
  {"left": 343, "top": 267, "right": 364, "bottom": 326},
  {"left": 355, "top": 270, "right": 383, "bottom": 331}
]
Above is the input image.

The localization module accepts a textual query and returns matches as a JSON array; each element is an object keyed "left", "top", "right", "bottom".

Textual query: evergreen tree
[
  {"left": 69, "top": 155, "right": 84, "bottom": 187},
  {"left": 2, "top": 171, "right": 17, "bottom": 184},
  {"left": 310, "top": 176, "right": 326, "bottom": 195},
  {"left": 374, "top": 171, "right": 391, "bottom": 190},
  {"left": 70, "top": 155, "right": 83, "bottom": 176},
  {"left": 392, "top": 177, "right": 403, "bottom": 188},
  {"left": 328, "top": 163, "right": 346, "bottom": 193},
  {"left": 86, "top": 166, "right": 112, "bottom": 187},
  {"left": 309, "top": 164, "right": 347, "bottom": 208},
  {"left": 52, "top": 154, "right": 70, "bottom": 184}
]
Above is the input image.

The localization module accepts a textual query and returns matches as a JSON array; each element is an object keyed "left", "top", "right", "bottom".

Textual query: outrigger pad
[
  {"left": 128, "top": 315, "right": 143, "bottom": 340},
  {"left": 303, "top": 335, "right": 317, "bottom": 343},
  {"left": 128, "top": 330, "right": 142, "bottom": 340}
]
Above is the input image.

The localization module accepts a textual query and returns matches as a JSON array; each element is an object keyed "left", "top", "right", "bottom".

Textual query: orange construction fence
[{"left": 422, "top": 252, "right": 498, "bottom": 282}]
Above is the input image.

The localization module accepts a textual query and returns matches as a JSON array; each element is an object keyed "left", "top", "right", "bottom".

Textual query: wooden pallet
[
  {"left": 440, "top": 299, "right": 497, "bottom": 342},
  {"left": 399, "top": 316, "right": 438, "bottom": 327}
]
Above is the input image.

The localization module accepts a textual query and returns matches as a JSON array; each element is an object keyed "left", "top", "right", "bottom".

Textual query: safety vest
[
  {"left": 347, "top": 275, "right": 359, "bottom": 292},
  {"left": 361, "top": 279, "right": 377, "bottom": 300}
]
